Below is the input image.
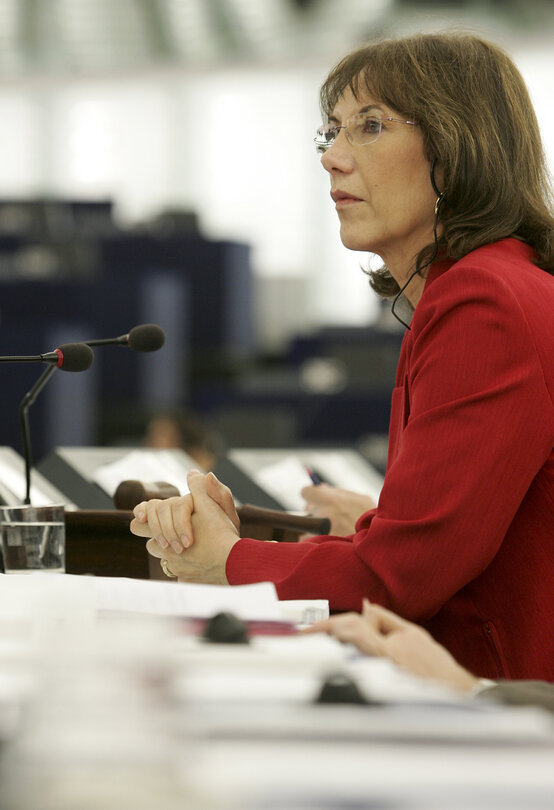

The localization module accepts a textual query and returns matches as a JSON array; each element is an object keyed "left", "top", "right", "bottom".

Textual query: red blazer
[{"left": 227, "top": 239, "right": 554, "bottom": 681}]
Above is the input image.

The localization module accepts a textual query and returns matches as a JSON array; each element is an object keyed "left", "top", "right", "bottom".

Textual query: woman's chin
[
  {"left": 340, "top": 234, "right": 379, "bottom": 253},
  {"left": 338, "top": 224, "right": 379, "bottom": 254}
]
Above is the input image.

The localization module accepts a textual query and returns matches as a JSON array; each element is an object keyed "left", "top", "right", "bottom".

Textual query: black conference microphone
[
  {"left": 0, "top": 342, "right": 95, "bottom": 368},
  {"left": 84, "top": 323, "right": 165, "bottom": 352},
  {"left": 18, "top": 343, "right": 94, "bottom": 505}
]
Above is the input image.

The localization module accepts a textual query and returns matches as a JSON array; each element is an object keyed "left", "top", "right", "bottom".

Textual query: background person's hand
[
  {"left": 306, "top": 600, "right": 478, "bottom": 693},
  {"left": 300, "top": 484, "right": 376, "bottom": 536}
]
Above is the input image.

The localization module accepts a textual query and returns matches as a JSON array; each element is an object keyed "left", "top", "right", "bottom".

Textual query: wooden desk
[{"left": 65, "top": 507, "right": 329, "bottom": 580}]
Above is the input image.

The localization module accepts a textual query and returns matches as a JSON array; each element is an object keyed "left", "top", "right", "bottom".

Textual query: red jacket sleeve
[{"left": 226, "top": 262, "right": 553, "bottom": 616}]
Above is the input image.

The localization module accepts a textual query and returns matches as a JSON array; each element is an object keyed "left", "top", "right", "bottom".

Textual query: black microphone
[
  {"left": 84, "top": 323, "right": 166, "bottom": 352},
  {"left": 0, "top": 342, "right": 95, "bottom": 369},
  {"left": 18, "top": 343, "right": 94, "bottom": 505}
]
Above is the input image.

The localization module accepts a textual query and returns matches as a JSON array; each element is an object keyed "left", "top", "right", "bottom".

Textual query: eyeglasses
[{"left": 314, "top": 113, "right": 417, "bottom": 154}]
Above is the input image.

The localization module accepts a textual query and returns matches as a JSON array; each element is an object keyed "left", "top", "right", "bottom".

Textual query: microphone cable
[{"left": 390, "top": 159, "right": 447, "bottom": 330}]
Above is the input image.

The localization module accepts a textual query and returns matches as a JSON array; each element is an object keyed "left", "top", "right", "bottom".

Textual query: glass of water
[{"left": 0, "top": 504, "right": 65, "bottom": 574}]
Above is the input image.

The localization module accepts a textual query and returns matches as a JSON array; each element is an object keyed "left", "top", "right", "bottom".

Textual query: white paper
[
  {"left": 278, "top": 600, "right": 329, "bottom": 625},
  {"left": 0, "top": 573, "right": 333, "bottom": 628},
  {"left": 0, "top": 458, "right": 60, "bottom": 506},
  {"left": 231, "top": 448, "right": 384, "bottom": 511},
  {"left": 305, "top": 450, "right": 384, "bottom": 502},
  {"left": 92, "top": 449, "right": 193, "bottom": 498},
  {"left": 254, "top": 456, "right": 314, "bottom": 512},
  {"left": 85, "top": 576, "right": 282, "bottom": 621}
]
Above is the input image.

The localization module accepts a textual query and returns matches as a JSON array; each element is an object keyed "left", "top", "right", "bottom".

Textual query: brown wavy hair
[{"left": 319, "top": 32, "right": 554, "bottom": 297}]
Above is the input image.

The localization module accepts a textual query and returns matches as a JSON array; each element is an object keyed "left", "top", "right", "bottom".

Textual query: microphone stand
[
  {"left": 84, "top": 336, "right": 126, "bottom": 348},
  {"left": 19, "top": 365, "right": 57, "bottom": 505}
]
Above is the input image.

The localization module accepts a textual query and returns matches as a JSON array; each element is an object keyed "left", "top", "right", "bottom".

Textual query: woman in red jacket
[{"left": 131, "top": 33, "right": 554, "bottom": 682}]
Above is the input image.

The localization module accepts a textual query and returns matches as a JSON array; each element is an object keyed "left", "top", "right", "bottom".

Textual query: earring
[{"left": 434, "top": 190, "right": 447, "bottom": 215}]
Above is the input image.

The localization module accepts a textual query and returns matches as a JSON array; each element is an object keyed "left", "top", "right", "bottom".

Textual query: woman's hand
[
  {"left": 130, "top": 470, "right": 241, "bottom": 585},
  {"left": 131, "top": 470, "right": 239, "bottom": 552},
  {"left": 306, "top": 600, "right": 478, "bottom": 692},
  {"left": 131, "top": 493, "right": 195, "bottom": 553},
  {"left": 300, "top": 484, "right": 376, "bottom": 536}
]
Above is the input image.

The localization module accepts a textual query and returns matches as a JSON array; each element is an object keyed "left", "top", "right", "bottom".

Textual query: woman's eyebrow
[
  {"left": 359, "top": 104, "right": 385, "bottom": 115},
  {"left": 329, "top": 103, "right": 385, "bottom": 123}
]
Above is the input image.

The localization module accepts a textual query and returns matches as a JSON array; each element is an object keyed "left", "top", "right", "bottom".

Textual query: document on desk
[
  {"left": 253, "top": 456, "right": 315, "bottom": 512},
  {"left": 0, "top": 573, "right": 328, "bottom": 626},
  {"left": 0, "top": 572, "right": 281, "bottom": 622},
  {"left": 89, "top": 578, "right": 328, "bottom": 625},
  {"left": 243, "top": 451, "right": 384, "bottom": 511},
  {"left": 87, "top": 576, "right": 283, "bottom": 621},
  {"left": 0, "top": 455, "right": 58, "bottom": 506},
  {"left": 92, "top": 449, "right": 192, "bottom": 497}
]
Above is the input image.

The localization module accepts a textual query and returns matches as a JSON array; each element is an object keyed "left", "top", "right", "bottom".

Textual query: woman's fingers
[
  {"left": 131, "top": 495, "right": 194, "bottom": 554},
  {"left": 305, "top": 600, "right": 413, "bottom": 658},
  {"left": 187, "top": 469, "right": 222, "bottom": 511},
  {"left": 205, "top": 471, "right": 240, "bottom": 529},
  {"left": 300, "top": 482, "right": 331, "bottom": 500},
  {"left": 306, "top": 612, "right": 359, "bottom": 636},
  {"left": 169, "top": 497, "right": 194, "bottom": 549},
  {"left": 145, "top": 498, "right": 179, "bottom": 551},
  {"left": 306, "top": 612, "right": 388, "bottom": 657},
  {"left": 145, "top": 539, "right": 184, "bottom": 579},
  {"left": 145, "top": 537, "right": 164, "bottom": 559},
  {"left": 362, "top": 600, "right": 413, "bottom": 635},
  {"left": 131, "top": 498, "right": 165, "bottom": 542},
  {"left": 130, "top": 472, "right": 239, "bottom": 557}
]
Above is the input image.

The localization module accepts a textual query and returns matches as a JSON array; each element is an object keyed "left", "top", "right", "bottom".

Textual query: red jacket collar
[{"left": 423, "top": 237, "right": 537, "bottom": 291}]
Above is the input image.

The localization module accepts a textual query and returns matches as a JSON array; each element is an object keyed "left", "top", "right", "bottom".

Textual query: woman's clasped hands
[{"left": 130, "top": 470, "right": 240, "bottom": 585}]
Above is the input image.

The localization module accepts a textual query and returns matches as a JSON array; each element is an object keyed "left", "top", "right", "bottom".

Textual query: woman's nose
[{"left": 320, "top": 133, "right": 353, "bottom": 174}]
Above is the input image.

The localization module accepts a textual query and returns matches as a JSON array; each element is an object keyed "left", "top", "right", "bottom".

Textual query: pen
[{"left": 306, "top": 467, "right": 324, "bottom": 486}]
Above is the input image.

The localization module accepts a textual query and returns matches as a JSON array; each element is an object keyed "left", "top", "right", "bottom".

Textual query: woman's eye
[{"left": 360, "top": 116, "right": 381, "bottom": 134}]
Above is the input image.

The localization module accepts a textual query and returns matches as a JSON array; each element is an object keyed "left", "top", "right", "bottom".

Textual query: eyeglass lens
[{"left": 315, "top": 114, "right": 382, "bottom": 152}]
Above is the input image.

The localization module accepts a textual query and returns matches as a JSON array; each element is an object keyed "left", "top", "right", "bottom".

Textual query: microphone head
[
  {"left": 56, "top": 343, "right": 94, "bottom": 372},
  {"left": 127, "top": 324, "right": 166, "bottom": 352}
]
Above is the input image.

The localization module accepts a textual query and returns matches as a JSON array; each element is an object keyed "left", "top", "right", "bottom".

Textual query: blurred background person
[{"left": 143, "top": 408, "right": 222, "bottom": 471}]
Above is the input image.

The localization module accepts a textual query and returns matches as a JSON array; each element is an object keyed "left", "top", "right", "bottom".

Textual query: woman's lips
[{"left": 331, "top": 190, "right": 363, "bottom": 208}]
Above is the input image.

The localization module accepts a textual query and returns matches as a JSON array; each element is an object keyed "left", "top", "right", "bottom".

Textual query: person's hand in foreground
[
  {"left": 130, "top": 470, "right": 240, "bottom": 584},
  {"left": 300, "top": 484, "right": 376, "bottom": 536},
  {"left": 306, "top": 599, "right": 478, "bottom": 693}
]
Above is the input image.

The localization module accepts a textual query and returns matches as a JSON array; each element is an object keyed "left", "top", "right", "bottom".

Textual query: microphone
[
  {"left": 0, "top": 342, "right": 95, "bottom": 370},
  {"left": 18, "top": 343, "right": 94, "bottom": 504},
  {"left": 84, "top": 323, "right": 165, "bottom": 352}
]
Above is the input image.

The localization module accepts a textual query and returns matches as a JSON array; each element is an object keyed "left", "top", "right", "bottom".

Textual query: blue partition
[
  {"left": 0, "top": 275, "right": 189, "bottom": 459},
  {"left": 0, "top": 232, "right": 254, "bottom": 460}
]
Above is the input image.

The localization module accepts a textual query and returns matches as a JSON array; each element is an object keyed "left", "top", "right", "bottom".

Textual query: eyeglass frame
[{"left": 314, "top": 112, "right": 418, "bottom": 154}]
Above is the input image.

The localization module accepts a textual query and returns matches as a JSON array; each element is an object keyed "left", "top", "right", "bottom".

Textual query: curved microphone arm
[
  {"left": 19, "top": 365, "right": 57, "bottom": 505},
  {"left": 84, "top": 324, "right": 166, "bottom": 353}
]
